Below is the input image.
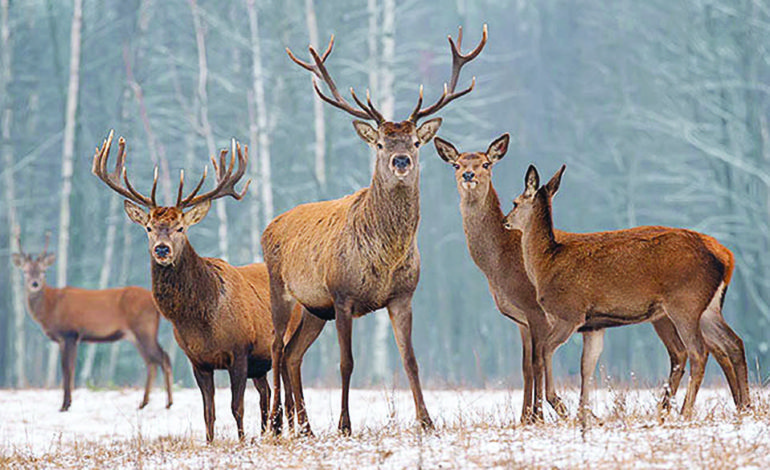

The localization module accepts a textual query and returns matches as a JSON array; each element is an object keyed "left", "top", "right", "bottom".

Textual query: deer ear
[
  {"left": 417, "top": 117, "right": 442, "bottom": 144},
  {"left": 544, "top": 164, "right": 566, "bottom": 197},
  {"left": 124, "top": 200, "right": 149, "bottom": 226},
  {"left": 352, "top": 121, "right": 379, "bottom": 146},
  {"left": 183, "top": 199, "right": 211, "bottom": 227},
  {"left": 433, "top": 137, "right": 459, "bottom": 163},
  {"left": 486, "top": 133, "right": 510, "bottom": 162},
  {"left": 40, "top": 253, "right": 56, "bottom": 268},
  {"left": 524, "top": 165, "right": 539, "bottom": 197},
  {"left": 11, "top": 253, "right": 25, "bottom": 268}
]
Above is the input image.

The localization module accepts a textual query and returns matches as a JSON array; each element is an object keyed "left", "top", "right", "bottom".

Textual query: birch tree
[{"left": 49, "top": 0, "right": 83, "bottom": 387}]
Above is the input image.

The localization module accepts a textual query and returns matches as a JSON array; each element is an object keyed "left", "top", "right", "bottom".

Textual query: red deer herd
[{"left": 10, "top": 24, "right": 750, "bottom": 442}]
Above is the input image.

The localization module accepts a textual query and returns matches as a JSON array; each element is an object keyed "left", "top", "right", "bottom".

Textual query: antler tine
[
  {"left": 408, "top": 24, "right": 487, "bottom": 123},
  {"left": 40, "top": 231, "right": 51, "bottom": 258},
  {"left": 92, "top": 130, "right": 156, "bottom": 208},
  {"left": 14, "top": 225, "right": 24, "bottom": 257},
  {"left": 350, "top": 88, "right": 385, "bottom": 124},
  {"left": 179, "top": 139, "right": 251, "bottom": 208},
  {"left": 150, "top": 167, "right": 159, "bottom": 206},
  {"left": 288, "top": 35, "right": 380, "bottom": 122}
]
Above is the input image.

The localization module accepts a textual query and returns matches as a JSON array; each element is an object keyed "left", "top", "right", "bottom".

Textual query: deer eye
[
  {"left": 482, "top": 162, "right": 491, "bottom": 169},
  {"left": 177, "top": 227, "right": 184, "bottom": 233},
  {"left": 414, "top": 141, "right": 420, "bottom": 148},
  {"left": 146, "top": 226, "right": 152, "bottom": 232},
  {"left": 377, "top": 143, "right": 383, "bottom": 149},
  {"left": 452, "top": 163, "right": 460, "bottom": 170}
]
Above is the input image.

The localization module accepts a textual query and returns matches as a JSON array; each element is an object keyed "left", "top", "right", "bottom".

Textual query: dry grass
[{"left": 0, "top": 386, "right": 768, "bottom": 469}]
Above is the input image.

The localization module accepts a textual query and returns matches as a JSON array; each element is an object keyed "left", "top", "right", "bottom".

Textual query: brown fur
[
  {"left": 435, "top": 135, "right": 692, "bottom": 421},
  {"left": 262, "top": 118, "right": 442, "bottom": 436},
  {"left": 503, "top": 165, "right": 750, "bottom": 422},
  {"left": 135, "top": 205, "right": 302, "bottom": 442},
  {"left": 12, "top": 251, "right": 172, "bottom": 412}
]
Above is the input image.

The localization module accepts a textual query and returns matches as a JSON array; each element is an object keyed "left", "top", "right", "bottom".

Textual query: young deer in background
[
  {"left": 263, "top": 26, "right": 487, "bottom": 436},
  {"left": 435, "top": 134, "right": 690, "bottom": 422},
  {"left": 504, "top": 164, "right": 750, "bottom": 423},
  {"left": 12, "top": 230, "right": 172, "bottom": 412},
  {"left": 93, "top": 131, "right": 301, "bottom": 442}
]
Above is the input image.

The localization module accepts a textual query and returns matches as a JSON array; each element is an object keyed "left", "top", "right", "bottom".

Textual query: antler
[
  {"left": 177, "top": 139, "right": 251, "bottom": 209},
  {"left": 13, "top": 225, "right": 25, "bottom": 257},
  {"left": 287, "top": 36, "right": 384, "bottom": 124},
  {"left": 39, "top": 231, "right": 51, "bottom": 260},
  {"left": 408, "top": 24, "right": 488, "bottom": 123},
  {"left": 92, "top": 130, "right": 157, "bottom": 208}
]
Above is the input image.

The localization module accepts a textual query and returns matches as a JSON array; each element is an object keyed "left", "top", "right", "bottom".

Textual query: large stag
[
  {"left": 264, "top": 26, "right": 487, "bottom": 435},
  {"left": 435, "top": 134, "right": 692, "bottom": 421},
  {"left": 92, "top": 131, "right": 301, "bottom": 442},
  {"left": 503, "top": 164, "right": 750, "bottom": 423},
  {"left": 12, "top": 230, "right": 172, "bottom": 412}
]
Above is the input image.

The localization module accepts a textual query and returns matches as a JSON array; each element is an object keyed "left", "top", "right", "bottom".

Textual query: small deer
[
  {"left": 434, "top": 134, "right": 692, "bottom": 422},
  {"left": 12, "top": 230, "right": 172, "bottom": 412},
  {"left": 92, "top": 131, "right": 301, "bottom": 442},
  {"left": 264, "top": 26, "right": 487, "bottom": 436},
  {"left": 503, "top": 164, "right": 750, "bottom": 422}
]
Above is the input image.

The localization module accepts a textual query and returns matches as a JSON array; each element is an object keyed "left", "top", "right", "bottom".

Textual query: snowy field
[{"left": 0, "top": 386, "right": 768, "bottom": 468}]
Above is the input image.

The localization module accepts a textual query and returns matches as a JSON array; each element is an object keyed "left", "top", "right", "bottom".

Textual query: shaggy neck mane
[
  {"left": 460, "top": 185, "right": 518, "bottom": 270},
  {"left": 151, "top": 240, "right": 220, "bottom": 325},
  {"left": 353, "top": 166, "right": 421, "bottom": 265}
]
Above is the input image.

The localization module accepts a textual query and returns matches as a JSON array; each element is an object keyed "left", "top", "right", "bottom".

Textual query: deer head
[
  {"left": 503, "top": 164, "right": 566, "bottom": 232},
  {"left": 12, "top": 230, "right": 55, "bottom": 293},
  {"left": 287, "top": 26, "right": 487, "bottom": 187},
  {"left": 92, "top": 130, "right": 250, "bottom": 266},
  {"left": 435, "top": 133, "right": 510, "bottom": 200}
]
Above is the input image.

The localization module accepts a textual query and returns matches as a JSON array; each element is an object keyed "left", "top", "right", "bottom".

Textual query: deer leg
[
  {"left": 700, "top": 304, "right": 750, "bottom": 411},
  {"left": 543, "top": 318, "right": 576, "bottom": 420},
  {"left": 193, "top": 366, "right": 216, "bottom": 443},
  {"left": 579, "top": 329, "right": 604, "bottom": 428},
  {"left": 665, "top": 307, "right": 707, "bottom": 419},
  {"left": 228, "top": 356, "right": 248, "bottom": 441},
  {"left": 268, "top": 280, "right": 292, "bottom": 436},
  {"left": 285, "top": 309, "right": 326, "bottom": 437},
  {"left": 59, "top": 336, "right": 78, "bottom": 412},
  {"left": 387, "top": 297, "right": 433, "bottom": 431},
  {"left": 652, "top": 318, "right": 687, "bottom": 414},
  {"left": 335, "top": 299, "right": 355, "bottom": 435},
  {"left": 160, "top": 348, "right": 173, "bottom": 409},
  {"left": 281, "top": 365, "right": 295, "bottom": 434},
  {"left": 518, "top": 325, "right": 535, "bottom": 424},
  {"left": 253, "top": 376, "right": 271, "bottom": 434}
]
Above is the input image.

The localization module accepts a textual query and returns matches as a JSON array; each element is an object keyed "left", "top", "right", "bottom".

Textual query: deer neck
[
  {"left": 151, "top": 240, "right": 219, "bottom": 326},
  {"left": 460, "top": 185, "right": 515, "bottom": 271},
  {"left": 519, "top": 198, "right": 558, "bottom": 288},
  {"left": 25, "top": 285, "right": 54, "bottom": 326},
  {"left": 361, "top": 167, "right": 421, "bottom": 252}
]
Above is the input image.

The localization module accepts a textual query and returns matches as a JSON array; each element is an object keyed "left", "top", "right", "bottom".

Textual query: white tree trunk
[
  {"left": 247, "top": 1, "right": 274, "bottom": 233},
  {"left": 1, "top": 0, "right": 27, "bottom": 387},
  {"left": 190, "top": 0, "right": 229, "bottom": 261},
  {"left": 106, "top": 218, "right": 131, "bottom": 383},
  {"left": 49, "top": 0, "right": 83, "bottom": 387},
  {"left": 306, "top": 0, "right": 326, "bottom": 191}
]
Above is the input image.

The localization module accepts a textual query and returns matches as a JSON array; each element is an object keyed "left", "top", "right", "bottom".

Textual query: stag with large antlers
[
  {"left": 263, "top": 25, "right": 487, "bottom": 436},
  {"left": 503, "top": 164, "right": 750, "bottom": 424},
  {"left": 12, "top": 229, "right": 173, "bottom": 412},
  {"left": 92, "top": 131, "right": 302, "bottom": 442}
]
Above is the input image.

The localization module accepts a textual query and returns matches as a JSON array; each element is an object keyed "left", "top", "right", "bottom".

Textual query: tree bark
[
  {"left": 190, "top": 0, "right": 230, "bottom": 261},
  {"left": 1, "top": 0, "right": 27, "bottom": 387},
  {"left": 247, "top": 0, "right": 274, "bottom": 234},
  {"left": 305, "top": 0, "right": 326, "bottom": 192},
  {"left": 49, "top": 0, "right": 83, "bottom": 387}
]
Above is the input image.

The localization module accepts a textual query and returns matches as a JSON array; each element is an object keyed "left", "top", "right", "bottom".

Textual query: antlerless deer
[
  {"left": 263, "top": 25, "right": 487, "bottom": 435},
  {"left": 434, "top": 134, "right": 691, "bottom": 422},
  {"left": 12, "top": 230, "right": 172, "bottom": 412},
  {"left": 92, "top": 131, "right": 301, "bottom": 442},
  {"left": 503, "top": 164, "right": 750, "bottom": 424}
]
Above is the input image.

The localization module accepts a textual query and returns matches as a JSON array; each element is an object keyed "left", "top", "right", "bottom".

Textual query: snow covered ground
[{"left": 0, "top": 385, "right": 767, "bottom": 468}]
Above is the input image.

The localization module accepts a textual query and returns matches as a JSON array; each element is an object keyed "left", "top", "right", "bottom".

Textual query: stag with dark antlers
[
  {"left": 92, "top": 131, "right": 302, "bottom": 442},
  {"left": 263, "top": 26, "right": 487, "bottom": 436}
]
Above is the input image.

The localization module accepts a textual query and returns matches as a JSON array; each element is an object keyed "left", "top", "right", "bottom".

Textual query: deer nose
[
  {"left": 462, "top": 171, "right": 475, "bottom": 182},
  {"left": 31, "top": 281, "right": 39, "bottom": 289},
  {"left": 392, "top": 155, "right": 412, "bottom": 170},
  {"left": 154, "top": 244, "right": 171, "bottom": 258}
]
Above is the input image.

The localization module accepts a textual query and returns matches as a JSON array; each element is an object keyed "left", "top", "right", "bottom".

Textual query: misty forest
[{"left": 1, "top": 0, "right": 769, "bottom": 395}]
